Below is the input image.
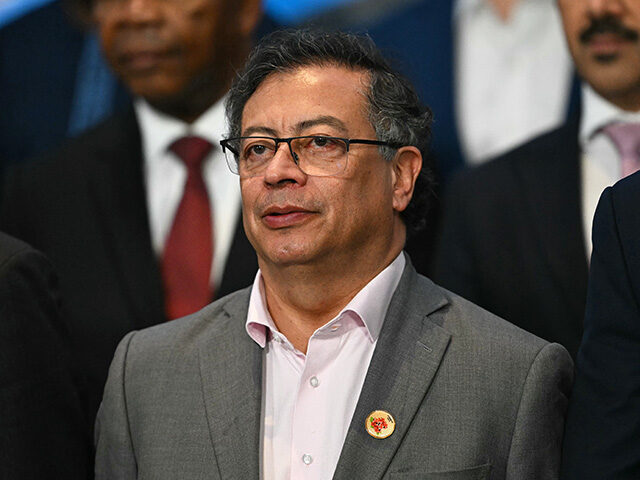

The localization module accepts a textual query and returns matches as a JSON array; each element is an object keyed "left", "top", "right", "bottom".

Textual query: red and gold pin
[{"left": 365, "top": 410, "right": 395, "bottom": 439}]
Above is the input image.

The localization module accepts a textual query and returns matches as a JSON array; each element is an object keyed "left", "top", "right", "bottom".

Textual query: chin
[
  {"left": 259, "top": 241, "right": 319, "bottom": 267},
  {"left": 129, "top": 77, "right": 187, "bottom": 104}
]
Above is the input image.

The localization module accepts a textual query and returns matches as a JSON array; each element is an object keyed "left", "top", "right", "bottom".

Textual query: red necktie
[{"left": 162, "top": 136, "right": 214, "bottom": 320}]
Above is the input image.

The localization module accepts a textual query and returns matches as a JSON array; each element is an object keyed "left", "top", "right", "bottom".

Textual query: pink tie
[
  {"left": 601, "top": 123, "right": 640, "bottom": 178},
  {"left": 162, "top": 136, "right": 214, "bottom": 320}
]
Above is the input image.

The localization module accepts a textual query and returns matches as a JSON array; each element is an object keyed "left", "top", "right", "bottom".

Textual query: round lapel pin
[{"left": 366, "top": 410, "right": 395, "bottom": 439}]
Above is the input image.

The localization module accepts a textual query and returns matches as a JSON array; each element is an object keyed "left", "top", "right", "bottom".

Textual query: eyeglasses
[{"left": 219, "top": 135, "right": 400, "bottom": 177}]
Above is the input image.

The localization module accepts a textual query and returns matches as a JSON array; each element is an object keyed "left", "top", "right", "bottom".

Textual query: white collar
[
  {"left": 454, "top": 0, "right": 541, "bottom": 18},
  {"left": 579, "top": 85, "right": 640, "bottom": 146},
  {"left": 245, "top": 253, "right": 406, "bottom": 349},
  {"left": 134, "top": 96, "right": 227, "bottom": 160}
]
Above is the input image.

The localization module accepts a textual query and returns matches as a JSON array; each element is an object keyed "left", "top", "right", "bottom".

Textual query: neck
[
  {"left": 607, "top": 92, "right": 640, "bottom": 113},
  {"left": 260, "top": 233, "right": 405, "bottom": 354},
  {"left": 146, "top": 76, "right": 228, "bottom": 124}
]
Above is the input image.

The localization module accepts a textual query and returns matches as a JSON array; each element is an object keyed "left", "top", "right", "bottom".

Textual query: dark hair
[{"left": 225, "top": 29, "right": 435, "bottom": 233}]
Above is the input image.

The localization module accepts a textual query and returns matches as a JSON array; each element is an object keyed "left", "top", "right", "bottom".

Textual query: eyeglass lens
[{"left": 225, "top": 136, "right": 349, "bottom": 177}]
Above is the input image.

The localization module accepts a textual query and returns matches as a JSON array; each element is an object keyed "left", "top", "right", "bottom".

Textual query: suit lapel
[
  {"left": 89, "top": 108, "right": 166, "bottom": 329},
  {"left": 512, "top": 118, "right": 588, "bottom": 323},
  {"left": 333, "top": 262, "right": 451, "bottom": 479},
  {"left": 198, "top": 291, "right": 262, "bottom": 479}
]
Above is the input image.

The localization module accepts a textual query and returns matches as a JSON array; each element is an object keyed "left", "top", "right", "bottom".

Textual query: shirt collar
[
  {"left": 580, "top": 84, "right": 640, "bottom": 146},
  {"left": 245, "top": 253, "right": 406, "bottom": 349},
  {"left": 454, "top": 0, "right": 540, "bottom": 18},
  {"left": 133, "top": 95, "right": 227, "bottom": 161}
]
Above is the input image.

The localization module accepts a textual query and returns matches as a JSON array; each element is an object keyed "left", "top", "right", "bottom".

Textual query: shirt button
[
  {"left": 309, "top": 376, "right": 319, "bottom": 388},
  {"left": 302, "top": 454, "right": 313, "bottom": 465},
  {"left": 330, "top": 323, "right": 341, "bottom": 332}
]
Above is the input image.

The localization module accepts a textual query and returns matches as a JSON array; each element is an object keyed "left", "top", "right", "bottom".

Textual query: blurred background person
[
  {"left": 0, "top": 232, "right": 91, "bottom": 479},
  {"left": 1, "top": 0, "right": 262, "bottom": 435},
  {"left": 562, "top": 171, "right": 640, "bottom": 480},
  {"left": 434, "top": 0, "right": 640, "bottom": 358}
]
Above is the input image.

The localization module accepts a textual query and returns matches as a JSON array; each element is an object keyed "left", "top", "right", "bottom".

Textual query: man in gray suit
[{"left": 95, "top": 30, "right": 573, "bottom": 479}]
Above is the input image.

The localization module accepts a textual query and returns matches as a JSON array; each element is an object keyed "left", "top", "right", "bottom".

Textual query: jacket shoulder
[
  {"left": 428, "top": 276, "right": 569, "bottom": 367},
  {"left": 123, "top": 287, "right": 252, "bottom": 356}
]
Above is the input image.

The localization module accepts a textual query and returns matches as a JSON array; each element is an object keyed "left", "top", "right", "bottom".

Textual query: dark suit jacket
[
  {"left": 561, "top": 172, "right": 640, "bottom": 479},
  {"left": 0, "top": 109, "right": 258, "bottom": 430},
  {"left": 434, "top": 118, "right": 588, "bottom": 358},
  {"left": 0, "top": 232, "right": 91, "bottom": 479},
  {"left": 96, "top": 258, "right": 573, "bottom": 479}
]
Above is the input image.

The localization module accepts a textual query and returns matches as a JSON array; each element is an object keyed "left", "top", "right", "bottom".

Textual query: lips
[
  {"left": 587, "top": 33, "right": 633, "bottom": 56},
  {"left": 116, "top": 45, "right": 178, "bottom": 73},
  {"left": 119, "top": 51, "right": 165, "bottom": 71},
  {"left": 261, "top": 205, "right": 317, "bottom": 229}
]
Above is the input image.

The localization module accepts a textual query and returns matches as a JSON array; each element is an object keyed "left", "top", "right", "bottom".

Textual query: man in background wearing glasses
[{"left": 95, "top": 30, "right": 572, "bottom": 480}]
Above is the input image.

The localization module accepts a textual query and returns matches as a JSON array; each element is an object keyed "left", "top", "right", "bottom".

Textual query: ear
[
  {"left": 239, "top": 0, "right": 263, "bottom": 36},
  {"left": 391, "top": 146, "right": 422, "bottom": 213}
]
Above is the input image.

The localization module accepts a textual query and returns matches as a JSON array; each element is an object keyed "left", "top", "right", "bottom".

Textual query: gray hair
[{"left": 225, "top": 29, "right": 435, "bottom": 232}]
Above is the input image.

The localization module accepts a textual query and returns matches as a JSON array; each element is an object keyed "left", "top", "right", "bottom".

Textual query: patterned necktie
[
  {"left": 162, "top": 136, "right": 214, "bottom": 320},
  {"left": 601, "top": 122, "right": 640, "bottom": 178}
]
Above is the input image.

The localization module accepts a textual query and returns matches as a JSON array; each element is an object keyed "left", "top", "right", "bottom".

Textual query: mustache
[
  {"left": 580, "top": 15, "right": 639, "bottom": 44},
  {"left": 254, "top": 192, "right": 323, "bottom": 215}
]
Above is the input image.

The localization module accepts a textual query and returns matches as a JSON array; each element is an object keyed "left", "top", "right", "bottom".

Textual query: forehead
[{"left": 241, "top": 65, "right": 373, "bottom": 136}]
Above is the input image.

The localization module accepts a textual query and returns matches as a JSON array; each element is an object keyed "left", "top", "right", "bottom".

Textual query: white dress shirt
[
  {"left": 134, "top": 97, "right": 241, "bottom": 287},
  {"left": 245, "top": 254, "right": 405, "bottom": 480},
  {"left": 455, "top": 0, "right": 573, "bottom": 164},
  {"left": 580, "top": 86, "right": 640, "bottom": 257}
]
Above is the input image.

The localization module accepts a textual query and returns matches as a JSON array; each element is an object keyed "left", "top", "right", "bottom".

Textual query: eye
[
  {"left": 301, "top": 136, "right": 345, "bottom": 154},
  {"left": 249, "top": 144, "right": 267, "bottom": 155},
  {"left": 310, "top": 136, "right": 338, "bottom": 149},
  {"left": 312, "top": 136, "right": 330, "bottom": 147},
  {"left": 241, "top": 139, "right": 274, "bottom": 159}
]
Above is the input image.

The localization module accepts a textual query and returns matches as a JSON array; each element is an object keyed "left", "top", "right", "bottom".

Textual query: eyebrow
[
  {"left": 241, "top": 126, "right": 279, "bottom": 137},
  {"left": 294, "top": 116, "right": 349, "bottom": 136},
  {"left": 241, "top": 115, "right": 349, "bottom": 138}
]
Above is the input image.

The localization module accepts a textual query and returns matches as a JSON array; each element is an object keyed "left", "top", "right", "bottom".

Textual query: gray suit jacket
[{"left": 95, "top": 260, "right": 573, "bottom": 479}]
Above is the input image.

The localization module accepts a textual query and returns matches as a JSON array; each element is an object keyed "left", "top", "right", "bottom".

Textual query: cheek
[
  {"left": 182, "top": 27, "right": 215, "bottom": 62},
  {"left": 178, "top": 8, "right": 225, "bottom": 66},
  {"left": 626, "top": 1, "right": 640, "bottom": 20},
  {"left": 338, "top": 172, "right": 390, "bottom": 225}
]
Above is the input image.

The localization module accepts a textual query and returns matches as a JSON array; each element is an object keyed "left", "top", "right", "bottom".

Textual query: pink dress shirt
[{"left": 245, "top": 253, "right": 405, "bottom": 480}]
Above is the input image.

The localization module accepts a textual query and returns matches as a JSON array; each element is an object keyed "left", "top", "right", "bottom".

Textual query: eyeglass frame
[{"left": 219, "top": 135, "right": 402, "bottom": 176}]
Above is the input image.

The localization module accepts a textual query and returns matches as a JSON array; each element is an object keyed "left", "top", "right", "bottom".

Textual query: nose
[
  {"left": 120, "top": 0, "right": 163, "bottom": 25},
  {"left": 586, "top": 0, "right": 624, "bottom": 17},
  {"left": 263, "top": 142, "right": 307, "bottom": 187}
]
